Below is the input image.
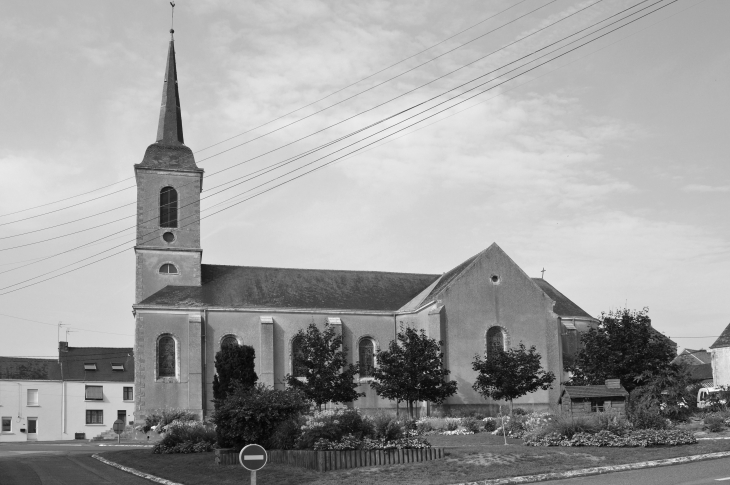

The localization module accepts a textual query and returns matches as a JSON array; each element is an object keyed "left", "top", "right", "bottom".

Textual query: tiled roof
[
  {"left": 139, "top": 264, "right": 440, "bottom": 311},
  {"left": 0, "top": 357, "right": 61, "bottom": 380},
  {"left": 531, "top": 278, "right": 594, "bottom": 319},
  {"left": 60, "top": 347, "right": 134, "bottom": 382},
  {"left": 711, "top": 323, "right": 730, "bottom": 349},
  {"left": 672, "top": 349, "right": 711, "bottom": 365},
  {"left": 688, "top": 363, "right": 713, "bottom": 381},
  {"left": 561, "top": 385, "right": 629, "bottom": 399}
]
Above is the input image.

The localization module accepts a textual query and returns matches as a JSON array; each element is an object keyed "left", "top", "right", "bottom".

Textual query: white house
[
  {"left": 710, "top": 323, "right": 730, "bottom": 388},
  {"left": 0, "top": 343, "right": 134, "bottom": 441}
]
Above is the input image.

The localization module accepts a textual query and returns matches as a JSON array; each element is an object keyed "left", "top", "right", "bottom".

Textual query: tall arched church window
[
  {"left": 158, "top": 335, "right": 176, "bottom": 377},
  {"left": 486, "top": 326, "right": 505, "bottom": 358},
  {"left": 291, "top": 336, "right": 307, "bottom": 378},
  {"left": 159, "top": 263, "right": 178, "bottom": 274},
  {"left": 160, "top": 187, "right": 178, "bottom": 228},
  {"left": 359, "top": 338, "right": 375, "bottom": 378},
  {"left": 221, "top": 335, "right": 239, "bottom": 349}
]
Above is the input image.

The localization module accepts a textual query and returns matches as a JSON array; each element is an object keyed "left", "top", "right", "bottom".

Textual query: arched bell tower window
[
  {"left": 159, "top": 263, "right": 178, "bottom": 274},
  {"left": 221, "top": 335, "right": 240, "bottom": 349},
  {"left": 160, "top": 186, "right": 178, "bottom": 228},
  {"left": 486, "top": 326, "right": 506, "bottom": 358},
  {"left": 291, "top": 336, "right": 307, "bottom": 378},
  {"left": 359, "top": 337, "right": 376, "bottom": 378},
  {"left": 157, "top": 335, "right": 176, "bottom": 378}
]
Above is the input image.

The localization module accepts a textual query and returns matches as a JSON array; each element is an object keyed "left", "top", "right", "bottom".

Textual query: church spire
[{"left": 156, "top": 29, "right": 185, "bottom": 145}]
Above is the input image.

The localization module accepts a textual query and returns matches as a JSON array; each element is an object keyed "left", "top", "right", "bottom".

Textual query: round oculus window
[
  {"left": 491, "top": 275, "right": 500, "bottom": 284},
  {"left": 162, "top": 232, "right": 175, "bottom": 243}
]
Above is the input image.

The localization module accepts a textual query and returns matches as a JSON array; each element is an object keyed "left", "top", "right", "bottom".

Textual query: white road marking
[
  {"left": 244, "top": 455, "right": 264, "bottom": 460},
  {"left": 714, "top": 477, "right": 730, "bottom": 481}
]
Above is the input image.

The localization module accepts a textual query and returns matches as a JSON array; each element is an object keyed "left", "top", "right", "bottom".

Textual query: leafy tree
[
  {"left": 285, "top": 322, "right": 363, "bottom": 410},
  {"left": 567, "top": 308, "right": 676, "bottom": 393},
  {"left": 629, "top": 365, "right": 698, "bottom": 421},
  {"left": 472, "top": 342, "right": 555, "bottom": 414},
  {"left": 370, "top": 326, "right": 458, "bottom": 418},
  {"left": 212, "top": 342, "right": 258, "bottom": 407}
]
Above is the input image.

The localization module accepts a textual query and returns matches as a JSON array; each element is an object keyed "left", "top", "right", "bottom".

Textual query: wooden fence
[{"left": 215, "top": 447, "right": 445, "bottom": 472}]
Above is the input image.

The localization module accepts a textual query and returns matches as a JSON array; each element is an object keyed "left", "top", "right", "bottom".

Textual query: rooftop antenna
[
  {"left": 540, "top": 268, "right": 546, "bottom": 279},
  {"left": 65, "top": 328, "right": 77, "bottom": 342},
  {"left": 170, "top": 1, "right": 175, "bottom": 38}
]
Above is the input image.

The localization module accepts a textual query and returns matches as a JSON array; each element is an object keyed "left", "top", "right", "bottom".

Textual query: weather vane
[{"left": 170, "top": 1, "right": 176, "bottom": 37}]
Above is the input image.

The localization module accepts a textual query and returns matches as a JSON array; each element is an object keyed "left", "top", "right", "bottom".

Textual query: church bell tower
[{"left": 134, "top": 29, "right": 203, "bottom": 303}]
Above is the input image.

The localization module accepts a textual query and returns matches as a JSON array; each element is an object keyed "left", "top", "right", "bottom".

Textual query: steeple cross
[
  {"left": 540, "top": 268, "right": 546, "bottom": 279},
  {"left": 170, "top": 2, "right": 176, "bottom": 36}
]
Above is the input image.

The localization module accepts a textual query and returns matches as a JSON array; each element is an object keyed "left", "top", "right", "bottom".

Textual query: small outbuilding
[{"left": 559, "top": 379, "right": 629, "bottom": 417}]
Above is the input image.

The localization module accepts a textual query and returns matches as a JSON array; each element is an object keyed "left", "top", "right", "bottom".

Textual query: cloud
[{"left": 681, "top": 184, "right": 730, "bottom": 193}]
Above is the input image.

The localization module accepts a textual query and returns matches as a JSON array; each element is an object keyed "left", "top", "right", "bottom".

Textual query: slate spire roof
[
  {"left": 136, "top": 31, "right": 200, "bottom": 172},
  {"left": 711, "top": 323, "right": 730, "bottom": 349},
  {"left": 157, "top": 32, "right": 185, "bottom": 146}
]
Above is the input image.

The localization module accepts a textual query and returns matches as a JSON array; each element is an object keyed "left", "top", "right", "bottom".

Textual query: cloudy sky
[{"left": 0, "top": 0, "right": 727, "bottom": 357}]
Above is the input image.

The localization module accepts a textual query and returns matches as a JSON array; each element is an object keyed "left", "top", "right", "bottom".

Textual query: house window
[
  {"left": 84, "top": 363, "right": 97, "bottom": 371},
  {"left": 158, "top": 335, "right": 176, "bottom": 378},
  {"left": 291, "top": 336, "right": 307, "bottom": 378},
  {"left": 1, "top": 417, "right": 11, "bottom": 432},
  {"left": 85, "top": 385, "right": 103, "bottom": 401},
  {"left": 359, "top": 338, "right": 375, "bottom": 378},
  {"left": 159, "top": 263, "right": 178, "bottom": 274},
  {"left": 111, "top": 363, "right": 124, "bottom": 371},
  {"left": 590, "top": 399, "right": 605, "bottom": 412},
  {"left": 221, "top": 335, "right": 239, "bottom": 349},
  {"left": 123, "top": 387, "right": 133, "bottom": 401},
  {"left": 27, "top": 389, "right": 38, "bottom": 406},
  {"left": 160, "top": 186, "right": 178, "bottom": 228},
  {"left": 486, "top": 327, "right": 505, "bottom": 358},
  {"left": 86, "top": 410, "right": 103, "bottom": 425}
]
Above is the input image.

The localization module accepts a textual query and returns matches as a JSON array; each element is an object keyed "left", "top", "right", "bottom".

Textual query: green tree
[
  {"left": 472, "top": 342, "right": 555, "bottom": 414},
  {"left": 567, "top": 308, "right": 676, "bottom": 393},
  {"left": 630, "top": 365, "right": 698, "bottom": 421},
  {"left": 285, "top": 322, "right": 363, "bottom": 410},
  {"left": 212, "top": 342, "right": 258, "bottom": 407},
  {"left": 370, "top": 326, "right": 458, "bottom": 418}
]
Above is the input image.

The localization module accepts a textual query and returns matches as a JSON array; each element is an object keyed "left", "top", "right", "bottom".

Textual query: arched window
[
  {"left": 160, "top": 187, "right": 178, "bottom": 228},
  {"left": 221, "top": 335, "right": 239, "bottom": 349},
  {"left": 486, "top": 326, "right": 505, "bottom": 358},
  {"left": 291, "top": 336, "right": 307, "bottom": 378},
  {"left": 158, "top": 335, "right": 176, "bottom": 378},
  {"left": 159, "top": 263, "right": 178, "bottom": 274},
  {"left": 359, "top": 338, "right": 375, "bottom": 378}
]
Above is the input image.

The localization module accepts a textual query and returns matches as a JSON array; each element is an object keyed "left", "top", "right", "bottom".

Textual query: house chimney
[
  {"left": 605, "top": 379, "right": 620, "bottom": 389},
  {"left": 59, "top": 341, "right": 68, "bottom": 353}
]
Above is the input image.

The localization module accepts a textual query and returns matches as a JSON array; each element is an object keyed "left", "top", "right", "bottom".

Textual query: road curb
[
  {"left": 450, "top": 451, "right": 730, "bottom": 485},
  {"left": 92, "top": 453, "right": 184, "bottom": 485}
]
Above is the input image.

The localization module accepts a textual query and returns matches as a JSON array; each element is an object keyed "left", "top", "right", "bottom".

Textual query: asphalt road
[
  {"left": 547, "top": 457, "right": 730, "bottom": 485},
  {"left": 0, "top": 442, "right": 152, "bottom": 485}
]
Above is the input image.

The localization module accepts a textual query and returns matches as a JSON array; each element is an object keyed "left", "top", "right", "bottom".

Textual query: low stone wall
[{"left": 215, "top": 447, "right": 445, "bottom": 471}]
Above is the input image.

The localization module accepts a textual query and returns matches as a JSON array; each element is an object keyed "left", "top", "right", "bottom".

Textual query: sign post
[
  {"left": 112, "top": 419, "right": 125, "bottom": 444},
  {"left": 239, "top": 444, "right": 267, "bottom": 485}
]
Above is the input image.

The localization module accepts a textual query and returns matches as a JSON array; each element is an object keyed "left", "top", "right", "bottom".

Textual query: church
[{"left": 132, "top": 34, "right": 598, "bottom": 424}]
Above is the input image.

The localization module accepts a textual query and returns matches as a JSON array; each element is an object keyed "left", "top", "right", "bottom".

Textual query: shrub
[
  {"left": 143, "top": 408, "right": 199, "bottom": 434},
  {"left": 313, "top": 434, "right": 432, "bottom": 450},
  {"left": 212, "top": 383, "right": 310, "bottom": 449},
  {"left": 269, "top": 417, "right": 303, "bottom": 450},
  {"left": 416, "top": 417, "right": 434, "bottom": 434},
  {"left": 151, "top": 420, "right": 216, "bottom": 454},
  {"left": 295, "top": 408, "right": 375, "bottom": 450},
  {"left": 462, "top": 417, "right": 481, "bottom": 433},
  {"left": 372, "top": 413, "right": 404, "bottom": 442},
  {"left": 629, "top": 407, "right": 670, "bottom": 430},
  {"left": 444, "top": 417, "right": 461, "bottom": 431},
  {"left": 512, "top": 407, "right": 528, "bottom": 416},
  {"left": 483, "top": 417, "right": 498, "bottom": 432},
  {"left": 704, "top": 415, "right": 725, "bottom": 432}
]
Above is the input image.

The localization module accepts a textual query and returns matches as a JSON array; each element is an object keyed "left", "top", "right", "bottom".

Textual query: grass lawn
[{"left": 102, "top": 434, "right": 730, "bottom": 485}]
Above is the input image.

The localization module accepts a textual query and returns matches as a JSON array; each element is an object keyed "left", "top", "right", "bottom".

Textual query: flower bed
[{"left": 523, "top": 429, "right": 697, "bottom": 447}]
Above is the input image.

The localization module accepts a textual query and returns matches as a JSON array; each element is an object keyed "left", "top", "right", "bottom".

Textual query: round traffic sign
[
  {"left": 239, "top": 444, "right": 267, "bottom": 471},
  {"left": 112, "top": 419, "right": 125, "bottom": 435}
]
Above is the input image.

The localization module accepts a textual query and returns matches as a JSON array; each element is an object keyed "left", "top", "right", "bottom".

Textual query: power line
[
  {"left": 0, "top": 0, "right": 608, "bottom": 251},
  {"left": 0, "top": 0, "right": 679, "bottom": 297},
  {"left": 0, "top": 0, "right": 535, "bottom": 222},
  {"left": 0, "top": 0, "right": 643, "bottom": 279},
  {"left": 0, "top": 312, "right": 133, "bottom": 337}
]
